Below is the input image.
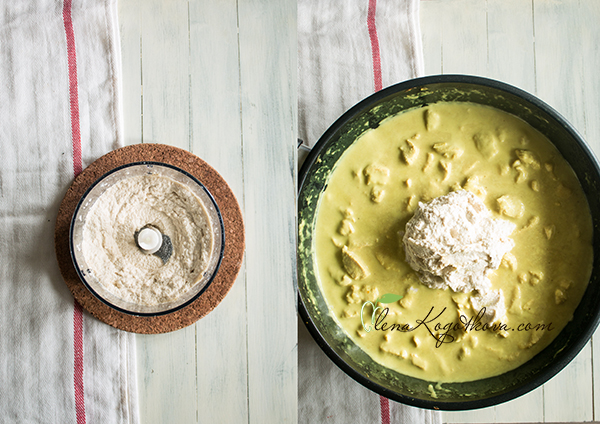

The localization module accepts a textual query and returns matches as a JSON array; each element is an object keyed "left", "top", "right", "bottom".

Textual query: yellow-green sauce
[{"left": 314, "top": 102, "right": 593, "bottom": 383}]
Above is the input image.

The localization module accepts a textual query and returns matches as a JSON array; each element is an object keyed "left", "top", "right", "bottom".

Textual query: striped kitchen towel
[
  {"left": 0, "top": 1, "right": 138, "bottom": 423},
  {"left": 298, "top": 0, "right": 424, "bottom": 148},
  {"left": 298, "top": 1, "right": 441, "bottom": 423}
]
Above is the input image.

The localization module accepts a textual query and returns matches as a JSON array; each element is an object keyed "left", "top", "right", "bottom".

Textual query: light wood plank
[
  {"left": 419, "top": 0, "right": 442, "bottom": 77},
  {"left": 578, "top": 2, "right": 600, "bottom": 416},
  {"left": 124, "top": 2, "right": 199, "bottom": 423},
  {"left": 238, "top": 0, "right": 297, "bottom": 422},
  {"left": 533, "top": 1, "right": 593, "bottom": 420},
  {"left": 593, "top": 327, "right": 600, "bottom": 421},
  {"left": 118, "top": 0, "right": 142, "bottom": 146},
  {"left": 438, "top": 0, "right": 487, "bottom": 77},
  {"left": 494, "top": 387, "right": 545, "bottom": 424},
  {"left": 486, "top": 0, "right": 535, "bottom": 94},
  {"left": 140, "top": 0, "right": 191, "bottom": 149},
  {"left": 135, "top": 327, "right": 198, "bottom": 424},
  {"left": 558, "top": 1, "right": 600, "bottom": 420},
  {"left": 188, "top": 0, "right": 244, "bottom": 178},
  {"left": 543, "top": 343, "right": 593, "bottom": 422},
  {"left": 578, "top": 0, "right": 600, "bottom": 156},
  {"left": 533, "top": 0, "right": 586, "bottom": 131},
  {"left": 444, "top": 405, "right": 496, "bottom": 424},
  {"left": 188, "top": 0, "right": 250, "bottom": 422}
]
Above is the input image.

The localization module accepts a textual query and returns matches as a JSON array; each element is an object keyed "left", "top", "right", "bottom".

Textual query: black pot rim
[{"left": 298, "top": 74, "right": 600, "bottom": 410}]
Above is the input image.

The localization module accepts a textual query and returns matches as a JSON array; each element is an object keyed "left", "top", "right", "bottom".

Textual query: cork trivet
[{"left": 54, "top": 144, "right": 244, "bottom": 334}]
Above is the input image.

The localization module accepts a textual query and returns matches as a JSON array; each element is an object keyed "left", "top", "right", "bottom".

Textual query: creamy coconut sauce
[
  {"left": 314, "top": 102, "right": 593, "bottom": 382},
  {"left": 81, "top": 174, "right": 214, "bottom": 306}
]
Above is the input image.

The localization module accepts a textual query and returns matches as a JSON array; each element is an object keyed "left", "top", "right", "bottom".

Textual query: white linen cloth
[
  {"left": 0, "top": 1, "right": 138, "bottom": 423},
  {"left": 298, "top": 0, "right": 424, "bottom": 148},
  {"left": 298, "top": 1, "right": 441, "bottom": 423}
]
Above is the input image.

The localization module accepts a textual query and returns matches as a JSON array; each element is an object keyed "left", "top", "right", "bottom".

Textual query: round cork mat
[{"left": 54, "top": 144, "right": 245, "bottom": 334}]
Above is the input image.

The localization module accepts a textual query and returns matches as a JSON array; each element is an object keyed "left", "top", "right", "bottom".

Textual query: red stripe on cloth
[
  {"left": 63, "top": 0, "right": 86, "bottom": 423},
  {"left": 63, "top": 0, "right": 82, "bottom": 177},
  {"left": 370, "top": 2, "right": 387, "bottom": 419},
  {"left": 367, "top": 0, "right": 383, "bottom": 92},
  {"left": 73, "top": 300, "right": 86, "bottom": 424},
  {"left": 380, "top": 396, "right": 390, "bottom": 424}
]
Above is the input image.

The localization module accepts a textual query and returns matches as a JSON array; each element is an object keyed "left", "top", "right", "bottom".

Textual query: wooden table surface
[
  {"left": 117, "top": 1, "right": 297, "bottom": 423},
  {"left": 118, "top": 0, "right": 600, "bottom": 422},
  {"left": 419, "top": 1, "right": 600, "bottom": 423}
]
